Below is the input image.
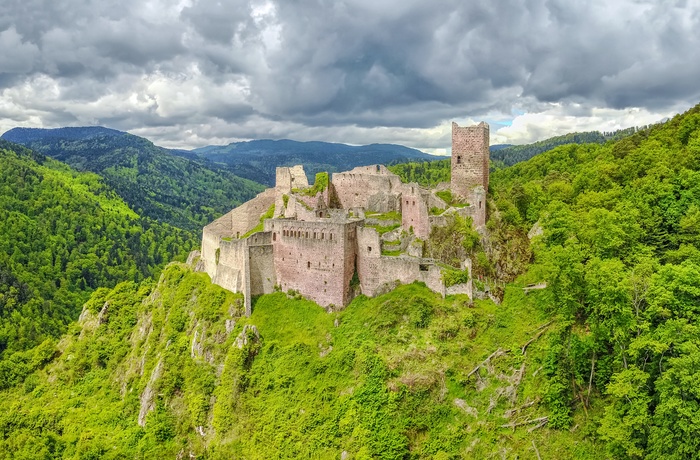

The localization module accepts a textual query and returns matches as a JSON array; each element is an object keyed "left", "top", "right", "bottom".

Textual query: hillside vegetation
[
  {"left": 488, "top": 103, "right": 700, "bottom": 458},
  {"left": 0, "top": 104, "right": 699, "bottom": 458},
  {"left": 2, "top": 128, "right": 265, "bottom": 230},
  {"left": 0, "top": 263, "right": 594, "bottom": 458},
  {"left": 0, "top": 140, "right": 194, "bottom": 376}
]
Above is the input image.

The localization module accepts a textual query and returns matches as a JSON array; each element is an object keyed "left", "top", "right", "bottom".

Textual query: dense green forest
[
  {"left": 490, "top": 127, "right": 642, "bottom": 167},
  {"left": 2, "top": 128, "right": 265, "bottom": 230},
  {"left": 0, "top": 140, "right": 195, "bottom": 381},
  {"left": 487, "top": 104, "right": 700, "bottom": 458},
  {"left": 0, "top": 104, "right": 698, "bottom": 458}
]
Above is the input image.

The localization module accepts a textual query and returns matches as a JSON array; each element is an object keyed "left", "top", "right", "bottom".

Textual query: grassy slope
[{"left": 0, "top": 263, "right": 598, "bottom": 459}]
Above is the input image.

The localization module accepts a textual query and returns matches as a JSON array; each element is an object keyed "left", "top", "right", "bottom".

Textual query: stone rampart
[
  {"left": 356, "top": 227, "right": 444, "bottom": 297},
  {"left": 332, "top": 165, "right": 403, "bottom": 212},
  {"left": 202, "top": 232, "right": 275, "bottom": 316},
  {"left": 401, "top": 184, "right": 431, "bottom": 239},
  {"left": 265, "top": 218, "right": 359, "bottom": 307}
]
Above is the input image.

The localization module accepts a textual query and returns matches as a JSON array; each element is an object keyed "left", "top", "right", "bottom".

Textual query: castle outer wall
[
  {"left": 265, "top": 218, "right": 360, "bottom": 308},
  {"left": 199, "top": 120, "right": 489, "bottom": 312}
]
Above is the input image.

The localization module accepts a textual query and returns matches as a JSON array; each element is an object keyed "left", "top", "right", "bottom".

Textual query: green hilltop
[{"left": 0, "top": 102, "right": 699, "bottom": 458}]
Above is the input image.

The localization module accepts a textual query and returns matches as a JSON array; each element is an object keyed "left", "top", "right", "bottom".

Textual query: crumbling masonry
[{"left": 199, "top": 121, "right": 490, "bottom": 313}]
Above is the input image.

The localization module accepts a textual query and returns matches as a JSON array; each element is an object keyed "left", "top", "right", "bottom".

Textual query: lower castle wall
[
  {"left": 203, "top": 232, "right": 275, "bottom": 316},
  {"left": 248, "top": 244, "right": 276, "bottom": 297},
  {"left": 201, "top": 229, "right": 221, "bottom": 280},
  {"left": 356, "top": 227, "right": 444, "bottom": 297},
  {"left": 214, "top": 238, "right": 247, "bottom": 298},
  {"left": 267, "top": 219, "right": 358, "bottom": 307}
]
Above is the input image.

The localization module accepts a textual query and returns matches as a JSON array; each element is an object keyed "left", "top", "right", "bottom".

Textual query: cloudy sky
[{"left": 1, "top": 0, "right": 699, "bottom": 153}]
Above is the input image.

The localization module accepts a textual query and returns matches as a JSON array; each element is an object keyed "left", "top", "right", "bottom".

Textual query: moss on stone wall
[{"left": 241, "top": 204, "right": 276, "bottom": 238}]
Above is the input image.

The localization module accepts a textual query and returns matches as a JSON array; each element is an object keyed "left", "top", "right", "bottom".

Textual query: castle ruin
[{"left": 198, "top": 121, "right": 490, "bottom": 313}]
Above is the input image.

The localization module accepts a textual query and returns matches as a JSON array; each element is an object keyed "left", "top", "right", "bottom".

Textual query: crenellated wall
[{"left": 451, "top": 121, "right": 489, "bottom": 201}]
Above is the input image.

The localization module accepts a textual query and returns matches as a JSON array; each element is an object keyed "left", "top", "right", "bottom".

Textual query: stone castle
[{"left": 198, "top": 121, "right": 490, "bottom": 314}]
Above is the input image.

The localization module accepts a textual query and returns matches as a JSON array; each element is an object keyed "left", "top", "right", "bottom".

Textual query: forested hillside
[
  {"left": 0, "top": 263, "right": 594, "bottom": 458},
  {"left": 489, "top": 103, "right": 700, "bottom": 458},
  {"left": 0, "top": 140, "right": 194, "bottom": 382},
  {"left": 0, "top": 104, "right": 698, "bottom": 459},
  {"left": 2, "top": 128, "right": 265, "bottom": 230},
  {"left": 490, "top": 127, "right": 641, "bottom": 167}
]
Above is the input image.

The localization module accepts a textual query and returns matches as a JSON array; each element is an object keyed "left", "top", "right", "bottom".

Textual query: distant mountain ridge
[
  {"left": 3, "top": 126, "right": 124, "bottom": 143},
  {"left": 490, "top": 127, "right": 641, "bottom": 166},
  {"left": 192, "top": 138, "right": 437, "bottom": 185}
]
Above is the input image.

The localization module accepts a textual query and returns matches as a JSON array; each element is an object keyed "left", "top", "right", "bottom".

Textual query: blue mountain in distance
[
  {"left": 3, "top": 126, "right": 512, "bottom": 188},
  {"left": 2, "top": 126, "right": 125, "bottom": 144},
  {"left": 191, "top": 138, "right": 438, "bottom": 185}
]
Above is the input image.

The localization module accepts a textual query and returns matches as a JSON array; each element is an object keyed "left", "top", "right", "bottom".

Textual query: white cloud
[{"left": 0, "top": 0, "right": 699, "bottom": 151}]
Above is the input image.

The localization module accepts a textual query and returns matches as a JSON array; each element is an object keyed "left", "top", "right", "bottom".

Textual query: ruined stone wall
[
  {"left": 275, "top": 165, "right": 309, "bottom": 217},
  {"left": 468, "top": 186, "right": 487, "bottom": 227},
  {"left": 201, "top": 232, "right": 275, "bottom": 316},
  {"left": 265, "top": 218, "right": 358, "bottom": 308},
  {"left": 356, "top": 227, "right": 445, "bottom": 297},
  {"left": 248, "top": 233, "right": 276, "bottom": 298},
  {"left": 451, "top": 122, "right": 489, "bottom": 200},
  {"left": 401, "top": 184, "right": 431, "bottom": 239},
  {"left": 200, "top": 229, "right": 221, "bottom": 280},
  {"left": 332, "top": 165, "right": 403, "bottom": 212},
  {"left": 213, "top": 238, "right": 247, "bottom": 302},
  {"left": 203, "top": 188, "right": 276, "bottom": 240},
  {"left": 275, "top": 165, "right": 309, "bottom": 193}
]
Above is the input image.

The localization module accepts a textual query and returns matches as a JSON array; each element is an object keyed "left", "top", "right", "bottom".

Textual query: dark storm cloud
[{"left": 1, "top": 0, "right": 699, "bottom": 148}]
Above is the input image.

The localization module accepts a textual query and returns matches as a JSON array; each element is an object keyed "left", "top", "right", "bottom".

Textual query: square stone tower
[{"left": 451, "top": 121, "right": 490, "bottom": 201}]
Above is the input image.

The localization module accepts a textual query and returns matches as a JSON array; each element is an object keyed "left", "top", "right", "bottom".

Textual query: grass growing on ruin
[
  {"left": 436, "top": 190, "right": 469, "bottom": 208},
  {"left": 241, "top": 203, "right": 275, "bottom": 238},
  {"left": 365, "top": 210, "right": 402, "bottom": 221},
  {"left": 366, "top": 210, "right": 402, "bottom": 235},
  {"left": 295, "top": 171, "right": 329, "bottom": 197}
]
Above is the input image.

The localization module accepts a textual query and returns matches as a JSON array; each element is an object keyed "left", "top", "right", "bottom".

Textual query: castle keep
[{"left": 199, "top": 122, "right": 490, "bottom": 313}]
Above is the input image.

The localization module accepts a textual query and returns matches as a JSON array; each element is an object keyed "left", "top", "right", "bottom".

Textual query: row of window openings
[
  {"left": 281, "top": 229, "right": 334, "bottom": 240},
  {"left": 281, "top": 255, "right": 336, "bottom": 270}
]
